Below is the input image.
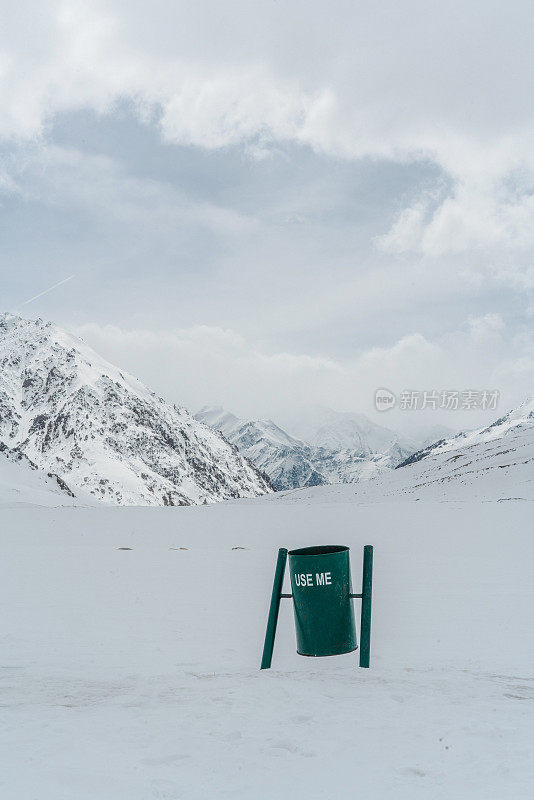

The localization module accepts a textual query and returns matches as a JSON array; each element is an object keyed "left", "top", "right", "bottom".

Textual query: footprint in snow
[
  {"left": 271, "top": 740, "right": 315, "bottom": 757},
  {"left": 291, "top": 714, "right": 313, "bottom": 724}
]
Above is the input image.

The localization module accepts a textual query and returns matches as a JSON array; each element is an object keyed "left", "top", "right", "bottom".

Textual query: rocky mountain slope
[
  {"left": 397, "top": 396, "right": 534, "bottom": 468},
  {"left": 0, "top": 444, "right": 80, "bottom": 507},
  {"left": 195, "top": 406, "right": 326, "bottom": 489},
  {"left": 0, "top": 314, "right": 271, "bottom": 506},
  {"left": 195, "top": 405, "right": 417, "bottom": 489},
  {"left": 386, "top": 396, "right": 534, "bottom": 500}
]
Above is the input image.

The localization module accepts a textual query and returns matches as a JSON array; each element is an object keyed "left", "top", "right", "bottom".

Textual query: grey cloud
[{"left": 0, "top": 1, "right": 532, "bottom": 426}]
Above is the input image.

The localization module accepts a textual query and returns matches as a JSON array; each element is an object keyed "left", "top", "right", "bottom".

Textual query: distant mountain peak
[{"left": 195, "top": 403, "right": 416, "bottom": 490}]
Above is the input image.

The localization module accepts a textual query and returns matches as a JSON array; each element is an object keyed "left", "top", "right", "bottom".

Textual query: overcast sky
[{"left": 1, "top": 0, "right": 533, "bottom": 431}]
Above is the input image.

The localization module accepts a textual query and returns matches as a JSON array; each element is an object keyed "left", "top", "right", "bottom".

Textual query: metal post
[
  {"left": 359, "top": 545, "right": 373, "bottom": 668},
  {"left": 260, "top": 548, "right": 288, "bottom": 669}
]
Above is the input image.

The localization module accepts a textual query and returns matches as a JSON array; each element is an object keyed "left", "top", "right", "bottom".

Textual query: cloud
[
  {"left": 2, "top": 143, "right": 253, "bottom": 235},
  {"left": 74, "top": 315, "right": 533, "bottom": 432},
  {"left": 1, "top": 0, "right": 533, "bottom": 415},
  {"left": 159, "top": 66, "right": 317, "bottom": 151},
  {"left": 378, "top": 168, "right": 534, "bottom": 256},
  {"left": 2, "top": 0, "right": 534, "bottom": 261},
  {"left": 468, "top": 313, "right": 505, "bottom": 341}
]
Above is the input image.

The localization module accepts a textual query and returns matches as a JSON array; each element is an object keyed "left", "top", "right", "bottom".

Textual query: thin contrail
[{"left": 16, "top": 274, "right": 76, "bottom": 309}]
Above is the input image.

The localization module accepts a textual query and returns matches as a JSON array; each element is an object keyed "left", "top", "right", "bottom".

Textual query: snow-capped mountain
[
  {"left": 280, "top": 406, "right": 408, "bottom": 453},
  {"left": 386, "top": 397, "right": 534, "bottom": 499},
  {"left": 195, "top": 406, "right": 328, "bottom": 489},
  {"left": 0, "top": 314, "right": 271, "bottom": 506},
  {"left": 397, "top": 396, "right": 534, "bottom": 468},
  {"left": 195, "top": 405, "right": 417, "bottom": 489},
  {"left": 279, "top": 405, "right": 453, "bottom": 456},
  {"left": 266, "top": 398, "right": 534, "bottom": 504}
]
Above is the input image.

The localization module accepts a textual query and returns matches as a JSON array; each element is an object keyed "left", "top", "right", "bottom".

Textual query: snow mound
[{"left": 0, "top": 444, "right": 78, "bottom": 507}]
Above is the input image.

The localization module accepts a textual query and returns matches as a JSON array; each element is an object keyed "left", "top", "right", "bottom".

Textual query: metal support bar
[
  {"left": 280, "top": 594, "right": 292, "bottom": 598},
  {"left": 260, "top": 548, "right": 288, "bottom": 670},
  {"left": 349, "top": 593, "right": 363, "bottom": 598},
  {"left": 359, "top": 545, "right": 373, "bottom": 668}
]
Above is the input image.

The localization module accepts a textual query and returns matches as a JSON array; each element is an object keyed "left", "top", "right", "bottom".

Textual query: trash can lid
[{"left": 288, "top": 545, "right": 349, "bottom": 556}]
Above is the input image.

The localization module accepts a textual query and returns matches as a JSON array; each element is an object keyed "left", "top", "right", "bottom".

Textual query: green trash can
[{"left": 288, "top": 545, "right": 357, "bottom": 657}]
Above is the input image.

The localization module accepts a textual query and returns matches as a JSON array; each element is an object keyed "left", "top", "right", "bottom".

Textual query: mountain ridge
[
  {"left": 0, "top": 313, "right": 272, "bottom": 506},
  {"left": 263, "top": 397, "right": 534, "bottom": 504},
  {"left": 195, "top": 404, "right": 418, "bottom": 490},
  {"left": 396, "top": 397, "right": 534, "bottom": 469}
]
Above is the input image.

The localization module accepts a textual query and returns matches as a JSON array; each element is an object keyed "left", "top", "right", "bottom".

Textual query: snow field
[{"left": 1, "top": 494, "right": 533, "bottom": 798}]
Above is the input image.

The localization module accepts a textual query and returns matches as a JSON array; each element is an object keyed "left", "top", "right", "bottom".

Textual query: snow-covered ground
[{"left": 1, "top": 485, "right": 533, "bottom": 798}]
